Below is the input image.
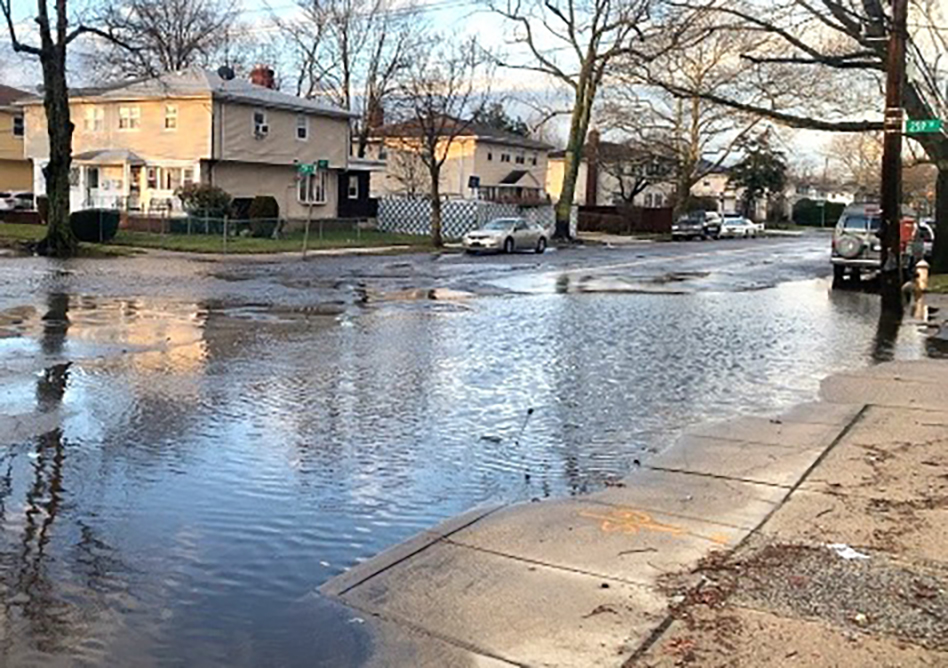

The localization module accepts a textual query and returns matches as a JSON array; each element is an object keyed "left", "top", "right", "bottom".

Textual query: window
[
  {"left": 296, "top": 114, "right": 308, "bottom": 140},
  {"left": 69, "top": 167, "right": 80, "bottom": 187},
  {"left": 299, "top": 171, "right": 328, "bottom": 204},
  {"left": 183, "top": 168, "right": 194, "bottom": 186},
  {"left": 119, "top": 106, "right": 141, "bottom": 130},
  {"left": 161, "top": 168, "right": 182, "bottom": 191},
  {"left": 12, "top": 115, "right": 24, "bottom": 137},
  {"left": 348, "top": 175, "right": 360, "bottom": 199},
  {"left": 164, "top": 105, "right": 178, "bottom": 130},
  {"left": 84, "top": 107, "right": 104, "bottom": 132},
  {"left": 501, "top": 153, "right": 510, "bottom": 163},
  {"left": 487, "top": 152, "right": 493, "bottom": 161},
  {"left": 515, "top": 153, "right": 525, "bottom": 164},
  {"left": 147, "top": 167, "right": 159, "bottom": 189},
  {"left": 253, "top": 109, "right": 268, "bottom": 137},
  {"left": 531, "top": 154, "right": 537, "bottom": 166},
  {"left": 87, "top": 167, "right": 100, "bottom": 189}
]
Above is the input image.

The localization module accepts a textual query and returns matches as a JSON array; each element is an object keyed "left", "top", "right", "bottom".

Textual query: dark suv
[
  {"left": 831, "top": 203, "right": 916, "bottom": 282},
  {"left": 671, "top": 211, "right": 720, "bottom": 240}
]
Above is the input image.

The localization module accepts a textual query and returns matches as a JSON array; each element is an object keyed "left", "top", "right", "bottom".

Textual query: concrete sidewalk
[{"left": 320, "top": 358, "right": 948, "bottom": 667}]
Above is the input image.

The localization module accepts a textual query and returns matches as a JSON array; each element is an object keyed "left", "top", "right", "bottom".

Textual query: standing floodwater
[{"left": 0, "top": 237, "right": 928, "bottom": 665}]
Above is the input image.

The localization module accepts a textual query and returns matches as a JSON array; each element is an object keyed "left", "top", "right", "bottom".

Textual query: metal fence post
[
  {"left": 303, "top": 204, "right": 312, "bottom": 258},
  {"left": 222, "top": 215, "right": 228, "bottom": 254}
]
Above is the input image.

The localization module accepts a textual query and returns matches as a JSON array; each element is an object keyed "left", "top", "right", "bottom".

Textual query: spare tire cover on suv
[{"left": 836, "top": 235, "right": 863, "bottom": 259}]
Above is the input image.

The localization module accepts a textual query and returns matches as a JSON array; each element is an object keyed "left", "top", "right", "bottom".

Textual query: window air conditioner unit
[{"left": 255, "top": 124, "right": 269, "bottom": 138}]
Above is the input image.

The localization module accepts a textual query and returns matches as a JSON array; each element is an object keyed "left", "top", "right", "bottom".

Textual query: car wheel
[
  {"left": 504, "top": 237, "right": 514, "bottom": 254},
  {"left": 833, "top": 265, "right": 846, "bottom": 284},
  {"left": 535, "top": 237, "right": 546, "bottom": 254}
]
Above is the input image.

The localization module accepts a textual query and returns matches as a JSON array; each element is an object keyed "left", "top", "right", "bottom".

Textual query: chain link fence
[{"left": 117, "top": 215, "right": 394, "bottom": 254}]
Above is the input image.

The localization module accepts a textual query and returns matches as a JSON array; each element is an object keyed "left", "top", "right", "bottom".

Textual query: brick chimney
[{"left": 250, "top": 65, "right": 276, "bottom": 89}]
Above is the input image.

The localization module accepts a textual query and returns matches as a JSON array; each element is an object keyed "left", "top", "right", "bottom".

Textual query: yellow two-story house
[
  {"left": 368, "top": 118, "right": 552, "bottom": 203},
  {"left": 20, "top": 68, "right": 368, "bottom": 220},
  {"left": 0, "top": 84, "right": 31, "bottom": 191}
]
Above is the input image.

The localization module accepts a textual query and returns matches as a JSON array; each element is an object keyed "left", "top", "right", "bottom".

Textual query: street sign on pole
[
  {"left": 298, "top": 163, "right": 315, "bottom": 175},
  {"left": 905, "top": 119, "right": 944, "bottom": 134},
  {"left": 316, "top": 159, "right": 329, "bottom": 170}
]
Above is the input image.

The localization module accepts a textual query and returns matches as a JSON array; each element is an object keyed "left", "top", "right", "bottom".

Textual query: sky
[{"left": 3, "top": 0, "right": 943, "bottom": 169}]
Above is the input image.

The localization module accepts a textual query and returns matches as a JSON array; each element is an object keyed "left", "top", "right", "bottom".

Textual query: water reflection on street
[{"left": 0, "top": 247, "right": 928, "bottom": 666}]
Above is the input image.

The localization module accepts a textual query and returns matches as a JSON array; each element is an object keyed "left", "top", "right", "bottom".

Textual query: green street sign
[
  {"left": 906, "top": 119, "right": 944, "bottom": 134},
  {"left": 316, "top": 159, "right": 330, "bottom": 169},
  {"left": 297, "top": 163, "right": 315, "bottom": 175}
]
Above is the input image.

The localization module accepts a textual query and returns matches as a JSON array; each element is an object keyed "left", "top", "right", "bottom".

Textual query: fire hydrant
[{"left": 917, "top": 259, "right": 930, "bottom": 292}]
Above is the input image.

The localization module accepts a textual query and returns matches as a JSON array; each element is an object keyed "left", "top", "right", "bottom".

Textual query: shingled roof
[
  {"left": 0, "top": 84, "right": 30, "bottom": 109},
  {"left": 16, "top": 69, "right": 355, "bottom": 119},
  {"left": 373, "top": 117, "right": 552, "bottom": 151}
]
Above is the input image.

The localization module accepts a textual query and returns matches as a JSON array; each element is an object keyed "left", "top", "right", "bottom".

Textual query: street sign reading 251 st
[{"left": 906, "top": 119, "right": 944, "bottom": 134}]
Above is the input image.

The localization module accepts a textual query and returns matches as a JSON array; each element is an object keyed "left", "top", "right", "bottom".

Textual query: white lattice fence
[{"left": 377, "top": 197, "right": 576, "bottom": 239}]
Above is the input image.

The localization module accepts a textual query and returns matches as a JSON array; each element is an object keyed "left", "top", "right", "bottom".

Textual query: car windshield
[
  {"left": 483, "top": 219, "right": 517, "bottom": 230},
  {"left": 842, "top": 215, "right": 881, "bottom": 232}
]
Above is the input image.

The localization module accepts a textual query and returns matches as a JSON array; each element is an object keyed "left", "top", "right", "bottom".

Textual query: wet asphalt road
[{"left": 0, "top": 232, "right": 933, "bottom": 666}]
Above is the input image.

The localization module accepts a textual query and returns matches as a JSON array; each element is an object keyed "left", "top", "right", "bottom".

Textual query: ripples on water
[{"left": 0, "top": 260, "right": 926, "bottom": 666}]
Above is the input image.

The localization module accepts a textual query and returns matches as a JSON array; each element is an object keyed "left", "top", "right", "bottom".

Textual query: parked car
[
  {"left": 719, "top": 214, "right": 758, "bottom": 238},
  {"left": 919, "top": 219, "right": 935, "bottom": 258},
  {"left": 0, "top": 192, "right": 16, "bottom": 211},
  {"left": 463, "top": 218, "right": 547, "bottom": 254},
  {"left": 671, "top": 214, "right": 705, "bottom": 240},
  {"left": 12, "top": 192, "right": 34, "bottom": 210},
  {"left": 701, "top": 211, "right": 722, "bottom": 239},
  {"left": 831, "top": 203, "right": 916, "bottom": 283}
]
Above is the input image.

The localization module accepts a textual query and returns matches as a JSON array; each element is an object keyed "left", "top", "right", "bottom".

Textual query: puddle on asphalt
[{"left": 0, "top": 263, "right": 934, "bottom": 666}]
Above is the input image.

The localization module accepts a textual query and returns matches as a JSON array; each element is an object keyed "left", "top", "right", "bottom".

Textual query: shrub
[
  {"left": 175, "top": 183, "right": 232, "bottom": 217},
  {"left": 70, "top": 209, "right": 120, "bottom": 242},
  {"left": 792, "top": 198, "right": 845, "bottom": 227},
  {"left": 248, "top": 195, "right": 280, "bottom": 238}
]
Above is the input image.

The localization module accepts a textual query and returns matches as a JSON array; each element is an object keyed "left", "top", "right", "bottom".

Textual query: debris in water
[{"left": 480, "top": 435, "right": 502, "bottom": 443}]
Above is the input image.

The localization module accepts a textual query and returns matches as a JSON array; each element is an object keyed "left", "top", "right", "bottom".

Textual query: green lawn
[
  {"left": 0, "top": 223, "right": 136, "bottom": 256},
  {"left": 0, "top": 222, "right": 46, "bottom": 243},
  {"left": 1, "top": 222, "right": 433, "bottom": 255},
  {"left": 929, "top": 274, "right": 948, "bottom": 294},
  {"left": 111, "top": 228, "right": 432, "bottom": 254}
]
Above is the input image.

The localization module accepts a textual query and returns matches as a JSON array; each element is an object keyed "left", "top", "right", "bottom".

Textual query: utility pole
[{"left": 879, "top": 0, "right": 909, "bottom": 314}]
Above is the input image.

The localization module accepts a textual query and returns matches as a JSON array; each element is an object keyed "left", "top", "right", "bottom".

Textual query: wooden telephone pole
[{"left": 879, "top": 0, "right": 909, "bottom": 314}]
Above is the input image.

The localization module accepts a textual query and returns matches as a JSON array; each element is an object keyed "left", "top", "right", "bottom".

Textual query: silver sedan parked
[{"left": 462, "top": 218, "right": 548, "bottom": 254}]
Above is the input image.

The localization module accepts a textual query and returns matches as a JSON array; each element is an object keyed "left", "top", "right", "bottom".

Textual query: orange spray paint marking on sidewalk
[
  {"left": 579, "top": 508, "right": 731, "bottom": 546},
  {"left": 579, "top": 508, "right": 686, "bottom": 537}
]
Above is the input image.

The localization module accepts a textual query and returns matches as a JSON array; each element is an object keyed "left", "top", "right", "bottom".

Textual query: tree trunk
[
  {"left": 932, "top": 162, "right": 948, "bottom": 274},
  {"left": 39, "top": 53, "right": 76, "bottom": 258},
  {"left": 554, "top": 81, "right": 594, "bottom": 240},
  {"left": 429, "top": 167, "right": 442, "bottom": 247}
]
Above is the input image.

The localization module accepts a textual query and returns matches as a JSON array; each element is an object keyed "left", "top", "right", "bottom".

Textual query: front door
[{"left": 85, "top": 167, "right": 100, "bottom": 207}]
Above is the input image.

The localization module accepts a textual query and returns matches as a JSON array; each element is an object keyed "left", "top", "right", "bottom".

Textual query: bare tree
[
  {"left": 93, "top": 0, "right": 241, "bottom": 79},
  {"left": 392, "top": 35, "right": 490, "bottom": 246},
  {"left": 595, "top": 141, "right": 675, "bottom": 204},
  {"left": 0, "top": 0, "right": 113, "bottom": 256},
  {"left": 386, "top": 146, "right": 430, "bottom": 197},
  {"left": 278, "top": 0, "right": 420, "bottom": 157},
  {"left": 825, "top": 132, "right": 884, "bottom": 199},
  {"left": 488, "top": 0, "right": 685, "bottom": 238},
  {"left": 604, "top": 14, "right": 769, "bottom": 214},
  {"left": 658, "top": 0, "right": 948, "bottom": 270}
]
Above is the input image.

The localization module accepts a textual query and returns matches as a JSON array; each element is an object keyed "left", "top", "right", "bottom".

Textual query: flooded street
[{"left": 0, "top": 235, "right": 931, "bottom": 666}]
